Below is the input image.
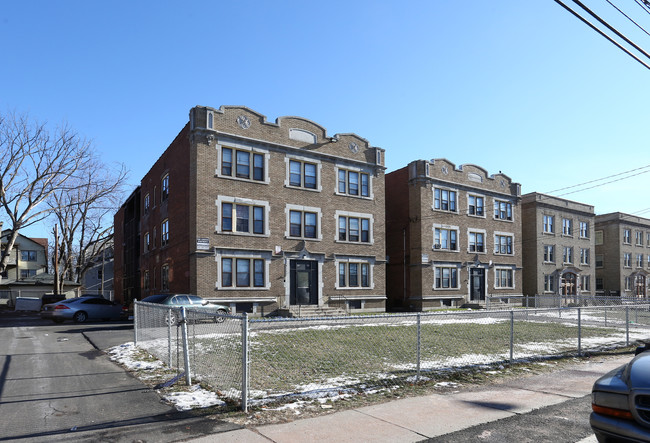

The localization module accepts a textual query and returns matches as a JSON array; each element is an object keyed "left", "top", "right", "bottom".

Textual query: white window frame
[
  {"left": 623, "top": 229, "right": 631, "bottom": 244},
  {"left": 581, "top": 275, "right": 590, "bottom": 291},
  {"left": 433, "top": 186, "right": 459, "bottom": 213},
  {"left": 636, "top": 231, "right": 644, "bottom": 246},
  {"left": 467, "top": 228, "right": 487, "bottom": 253},
  {"left": 494, "top": 231, "right": 514, "bottom": 255},
  {"left": 335, "top": 258, "right": 374, "bottom": 289},
  {"left": 335, "top": 210, "right": 374, "bottom": 245},
  {"left": 467, "top": 193, "right": 486, "bottom": 218},
  {"left": 563, "top": 246, "right": 573, "bottom": 264},
  {"left": 544, "top": 274, "right": 555, "bottom": 293},
  {"left": 215, "top": 251, "right": 271, "bottom": 290},
  {"left": 216, "top": 141, "right": 270, "bottom": 184},
  {"left": 562, "top": 218, "right": 573, "bottom": 236},
  {"left": 433, "top": 224, "right": 460, "bottom": 251},
  {"left": 433, "top": 264, "right": 460, "bottom": 290},
  {"left": 161, "top": 219, "right": 169, "bottom": 247},
  {"left": 580, "top": 248, "right": 590, "bottom": 265},
  {"left": 161, "top": 174, "right": 169, "bottom": 202},
  {"left": 285, "top": 155, "right": 322, "bottom": 192},
  {"left": 494, "top": 267, "right": 515, "bottom": 289},
  {"left": 543, "top": 215, "right": 554, "bottom": 234},
  {"left": 579, "top": 221, "right": 589, "bottom": 239},
  {"left": 543, "top": 245, "right": 555, "bottom": 263},
  {"left": 624, "top": 253, "right": 632, "bottom": 268},
  {"left": 335, "top": 165, "right": 372, "bottom": 199},
  {"left": 216, "top": 196, "right": 270, "bottom": 237},
  {"left": 493, "top": 199, "right": 513, "bottom": 221},
  {"left": 285, "top": 204, "right": 322, "bottom": 241}
]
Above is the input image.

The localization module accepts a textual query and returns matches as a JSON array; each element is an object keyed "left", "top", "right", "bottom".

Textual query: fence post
[
  {"left": 416, "top": 313, "right": 421, "bottom": 381},
  {"left": 168, "top": 307, "right": 173, "bottom": 368},
  {"left": 242, "top": 312, "right": 249, "bottom": 412},
  {"left": 578, "top": 308, "right": 582, "bottom": 356},
  {"left": 180, "top": 307, "right": 192, "bottom": 386},
  {"left": 626, "top": 307, "right": 630, "bottom": 346},
  {"left": 133, "top": 302, "right": 139, "bottom": 346},
  {"left": 510, "top": 310, "right": 514, "bottom": 362}
]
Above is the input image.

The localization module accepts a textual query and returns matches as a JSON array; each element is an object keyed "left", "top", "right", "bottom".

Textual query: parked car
[
  {"left": 140, "top": 294, "right": 231, "bottom": 325},
  {"left": 590, "top": 343, "right": 650, "bottom": 442},
  {"left": 41, "top": 296, "right": 127, "bottom": 323}
]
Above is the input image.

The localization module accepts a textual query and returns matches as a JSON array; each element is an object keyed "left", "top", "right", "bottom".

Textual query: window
[
  {"left": 144, "top": 232, "right": 150, "bottom": 252},
  {"left": 580, "top": 248, "right": 590, "bottom": 265},
  {"left": 596, "top": 278, "right": 604, "bottom": 291},
  {"left": 596, "top": 254, "right": 604, "bottom": 267},
  {"left": 434, "top": 266, "right": 458, "bottom": 289},
  {"left": 582, "top": 275, "right": 590, "bottom": 291},
  {"left": 636, "top": 231, "right": 644, "bottom": 246},
  {"left": 20, "top": 250, "right": 37, "bottom": 262},
  {"left": 220, "top": 146, "right": 266, "bottom": 182},
  {"left": 288, "top": 159, "right": 318, "bottom": 190},
  {"left": 562, "top": 218, "right": 573, "bottom": 236},
  {"left": 495, "top": 268, "right": 514, "bottom": 288},
  {"left": 580, "top": 221, "right": 589, "bottom": 238},
  {"left": 494, "top": 234, "right": 513, "bottom": 255},
  {"left": 289, "top": 210, "right": 318, "bottom": 239},
  {"left": 468, "top": 195, "right": 484, "bottom": 216},
  {"left": 544, "top": 245, "right": 555, "bottom": 262},
  {"left": 161, "top": 264, "right": 169, "bottom": 291},
  {"left": 623, "top": 229, "right": 631, "bottom": 244},
  {"left": 144, "top": 194, "right": 150, "bottom": 214},
  {"left": 544, "top": 275, "right": 555, "bottom": 292},
  {"left": 161, "top": 174, "right": 169, "bottom": 201},
  {"left": 563, "top": 247, "right": 573, "bottom": 264},
  {"left": 595, "top": 230, "right": 604, "bottom": 245},
  {"left": 20, "top": 269, "right": 36, "bottom": 278},
  {"left": 143, "top": 271, "right": 150, "bottom": 290},
  {"left": 338, "top": 214, "right": 371, "bottom": 243},
  {"left": 648, "top": 255, "right": 650, "bottom": 268},
  {"left": 221, "top": 202, "right": 266, "bottom": 235},
  {"left": 624, "top": 253, "right": 632, "bottom": 268},
  {"left": 338, "top": 168, "right": 370, "bottom": 197},
  {"left": 221, "top": 258, "right": 266, "bottom": 288},
  {"left": 338, "top": 262, "right": 371, "bottom": 288},
  {"left": 647, "top": 233, "right": 650, "bottom": 246},
  {"left": 161, "top": 219, "right": 169, "bottom": 247},
  {"left": 435, "top": 227, "right": 458, "bottom": 251},
  {"left": 494, "top": 200, "right": 513, "bottom": 221},
  {"left": 468, "top": 231, "right": 485, "bottom": 252},
  {"left": 637, "top": 254, "right": 644, "bottom": 268},
  {"left": 434, "top": 188, "right": 457, "bottom": 212},
  {"left": 625, "top": 276, "right": 632, "bottom": 291},
  {"left": 543, "top": 215, "right": 554, "bottom": 233}
]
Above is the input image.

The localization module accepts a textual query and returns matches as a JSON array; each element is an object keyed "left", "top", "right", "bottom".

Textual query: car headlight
[{"left": 592, "top": 391, "right": 634, "bottom": 420}]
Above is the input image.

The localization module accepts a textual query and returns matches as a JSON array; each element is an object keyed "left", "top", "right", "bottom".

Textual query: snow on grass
[
  {"left": 107, "top": 342, "right": 164, "bottom": 371},
  {"left": 162, "top": 385, "right": 227, "bottom": 411}
]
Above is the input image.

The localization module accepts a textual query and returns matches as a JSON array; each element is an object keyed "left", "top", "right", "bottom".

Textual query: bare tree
[
  {"left": 50, "top": 162, "right": 128, "bottom": 293},
  {"left": 0, "top": 112, "right": 93, "bottom": 281}
]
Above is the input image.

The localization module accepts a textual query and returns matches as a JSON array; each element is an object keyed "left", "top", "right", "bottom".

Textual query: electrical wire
[
  {"left": 545, "top": 163, "right": 650, "bottom": 194},
  {"left": 605, "top": 0, "right": 650, "bottom": 36}
]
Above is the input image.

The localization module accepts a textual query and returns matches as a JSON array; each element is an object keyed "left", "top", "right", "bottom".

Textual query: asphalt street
[{"left": 0, "top": 313, "right": 239, "bottom": 443}]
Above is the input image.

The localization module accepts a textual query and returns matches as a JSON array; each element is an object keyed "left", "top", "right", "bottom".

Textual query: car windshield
[
  {"left": 141, "top": 294, "right": 170, "bottom": 304},
  {"left": 188, "top": 295, "right": 205, "bottom": 304}
]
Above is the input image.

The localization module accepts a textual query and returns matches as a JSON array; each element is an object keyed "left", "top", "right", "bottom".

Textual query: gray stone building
[
  {"left": 595, "top": 212, "right": 650, "bottom": 299},
  {"left": 115, "top": 105, "right": 387, "bottom": 315},
  {"left": 521, "top": 193, "right": 595, "bottom": 300},
  {"left": 385, "top": 159, "right": 522, "bottom": 310}
]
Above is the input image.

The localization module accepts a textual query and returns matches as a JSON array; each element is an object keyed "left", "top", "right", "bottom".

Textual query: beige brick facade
[
  {"left": 386, "top": 159, "right": 522, "bottom": 310},
  {"left": 595, "top": 212, "right": 650, "bottom": 298},
  {"left": 521, "top": 193, "right": 596, "bottom": 299},
  {"left": 116, "top": 105, "right": 386, "bottom": 314}
]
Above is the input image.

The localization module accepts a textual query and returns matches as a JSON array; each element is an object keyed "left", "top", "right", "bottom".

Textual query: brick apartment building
[
  {"left": 595, "top": 212, "right": 650, "bottom": 298},
  {"left": 521, "top": 193, "right": 595, "bottom": 300},
  {"left": 385, "top": 159, "right": 522, "bottom": 311},
  {"left": 114, "top": 105, "right": 387, "bottom": 314}
]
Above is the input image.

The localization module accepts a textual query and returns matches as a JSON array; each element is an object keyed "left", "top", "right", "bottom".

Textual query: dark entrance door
[
  {"left": 290, "top": 260, "right": 318, "bottom": 305},
  {"left": 470, "top": 268, "right": 485, "bottom": 301}
]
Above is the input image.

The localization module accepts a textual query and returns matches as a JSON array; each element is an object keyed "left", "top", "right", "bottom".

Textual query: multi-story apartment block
[
  {"left": 521, "top": 193, "right": 595, "bottom": 300},
  {"left": 114, "top": 105, "right": 387, "bottom": 315},
  {"left": 385, "top": 160, "right": 522, "bottom": 311},
  {"left": 595, "top": 212, "right": 650, "bottom": 298}
]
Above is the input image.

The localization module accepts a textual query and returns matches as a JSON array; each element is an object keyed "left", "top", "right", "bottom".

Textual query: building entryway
[
  {"left": 635, "top": 275, "right": 646, "bottom": 298},
  {"left": 470, "top": 268, "right": 485, "bottom": 301},
  {"left": 561, "top": 272, "right": 577, "bottom": 296},
  {"left": 290, "top": 260, "right": 318, "bottom": 305}
]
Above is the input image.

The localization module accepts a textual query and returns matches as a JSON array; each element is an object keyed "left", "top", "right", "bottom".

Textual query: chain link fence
[{"left": 134, "top": 302, "right": 650, "bottom": 412}]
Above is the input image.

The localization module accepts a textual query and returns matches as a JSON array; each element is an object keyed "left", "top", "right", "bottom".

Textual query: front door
[
  {"left": 290, "top": 260, "right": 318, "bottom": 305},
  {"left": 562, "top": 272, "right": 577, "bottom": 296},
  {"left": 635, "top": 275, "right": 646, "bottom": 298},
  {"left": 470, "top": 268, "right": 485, "bottom": 301}
]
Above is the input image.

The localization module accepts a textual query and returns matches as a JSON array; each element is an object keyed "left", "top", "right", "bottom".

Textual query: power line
[
  {"left": 554, "top": 0, "right": 650, "bottom": 70},
  {"left": 606, "top": 0, "right": 650, "bottom": 37},
  {"left": 545, "top": 163, "right": 650, "bottom": 194}
]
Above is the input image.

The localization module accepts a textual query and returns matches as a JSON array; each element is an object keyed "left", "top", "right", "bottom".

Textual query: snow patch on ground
[{"left": 162, "top": 385, "right": 227, "bottom": 411}]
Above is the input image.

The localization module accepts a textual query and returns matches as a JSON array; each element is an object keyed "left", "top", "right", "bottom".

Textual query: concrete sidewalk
[{"left": 189, "top": 355, "right": 630, "bottom": 443}]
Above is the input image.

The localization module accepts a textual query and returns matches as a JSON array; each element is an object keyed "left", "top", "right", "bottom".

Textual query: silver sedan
[{"left": 41, "top": 296, "right": 127, "bottom": 323}]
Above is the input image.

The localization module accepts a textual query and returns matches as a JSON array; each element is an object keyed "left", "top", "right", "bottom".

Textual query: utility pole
[{"left": 53, "top": 225, "right": 59, "bottom": 295}]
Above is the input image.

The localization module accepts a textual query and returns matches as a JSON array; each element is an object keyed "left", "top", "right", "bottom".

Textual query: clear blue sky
[{"left": 2, "top": 1, "right": 649, "bottom": 239}]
